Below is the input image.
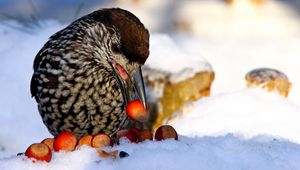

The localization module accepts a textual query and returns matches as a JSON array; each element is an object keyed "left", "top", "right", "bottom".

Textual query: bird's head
[{"left": 90, "top": 8, "right": 149, "bottom": 108}]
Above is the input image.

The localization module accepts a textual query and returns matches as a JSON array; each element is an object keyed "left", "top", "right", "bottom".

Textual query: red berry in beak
[{"left": 126, "top": 100, "right": 149, "bottom": 122}]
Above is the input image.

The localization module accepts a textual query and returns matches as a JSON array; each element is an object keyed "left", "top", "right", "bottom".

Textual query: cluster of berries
[{"left": 24, "top": 100, "right": 178, "bottom": 162}]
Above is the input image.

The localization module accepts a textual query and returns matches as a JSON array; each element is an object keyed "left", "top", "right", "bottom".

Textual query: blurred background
[{"left": 1, "top": 0, "right": 300, "bottom": 38}]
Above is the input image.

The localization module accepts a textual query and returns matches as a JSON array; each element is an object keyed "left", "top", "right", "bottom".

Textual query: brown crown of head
[{"left": 90, "top": 8, "right": 150, "bottom": 65}]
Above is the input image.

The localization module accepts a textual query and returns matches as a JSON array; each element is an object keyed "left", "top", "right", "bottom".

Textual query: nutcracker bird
[{"left": 30, "top": 8, "right": 149, "bottom": 138}]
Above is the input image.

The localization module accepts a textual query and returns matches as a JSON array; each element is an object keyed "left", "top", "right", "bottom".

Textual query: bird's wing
[{"left": 31, "top": 29, "right": 64, "bottom": 98}]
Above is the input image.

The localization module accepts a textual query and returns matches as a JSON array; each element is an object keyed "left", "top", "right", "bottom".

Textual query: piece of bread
[{"left": 245, "top": 68, "right": 291, "bottom": 97}]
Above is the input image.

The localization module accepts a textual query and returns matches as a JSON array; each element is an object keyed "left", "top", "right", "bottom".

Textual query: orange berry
[
  {"left": 25, "top": 143, "right": 52, "bottom": 162},
  {"left": 97, "top": 149, "right": 118, "bottom": 159},
  {"left": 91, "top": 134, "right": 113, "bottom": 148},
  {"left": 78, "top": 135, "right": 93, "bottom": 147},
  {"left": 41, "top": 138, "right": 54, "bottom": 151}
]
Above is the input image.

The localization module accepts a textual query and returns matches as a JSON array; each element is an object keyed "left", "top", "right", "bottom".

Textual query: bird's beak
[
  {"left": 111, "top": 63, "right": 147, "bottom": 109},
  {"left": 133, "top": 66, "right": 147, "bottom": 109}
]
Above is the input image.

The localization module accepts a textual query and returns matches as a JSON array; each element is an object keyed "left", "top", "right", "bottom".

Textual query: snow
[
  {"left": 2, "top": 136, "right": 300, "bottom": 170},
  {"left": 1, "top": 0, "right": 300, "bottom": 169},
  {"left": 173, "top": 88, "right": 300, "bottom": 143}
]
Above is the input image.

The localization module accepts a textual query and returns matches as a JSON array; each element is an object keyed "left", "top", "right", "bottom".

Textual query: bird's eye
[{"left": 111, "top": 43, "right": 122, "bottom": 54}]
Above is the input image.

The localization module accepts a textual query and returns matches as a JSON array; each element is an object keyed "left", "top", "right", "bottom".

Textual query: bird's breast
[{"left": 36, "top": 60, "right": 127, "bottom": 137}]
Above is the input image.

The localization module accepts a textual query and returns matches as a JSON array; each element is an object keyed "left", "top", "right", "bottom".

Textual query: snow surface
[
  {"left": 173, "top": 88, "right": 300, "bottom": 143},
  {"left": 2, "top": 136, "right": 300, "bottom": 170},
  {"left": 1, "top": 0, "right": 300, "bottom": 169}
]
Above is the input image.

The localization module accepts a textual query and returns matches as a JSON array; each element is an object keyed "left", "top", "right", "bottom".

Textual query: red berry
[
  {"left": 92, "top": 134, "right": 113, "bottom": 148},
  {"left": 154, "top": 125, "right": 178, "bottom": 141},
  {"left": 127, "top": 128, "right": 153, "bottom": 142},
  {"left": 53, "top": 131, "right": 77, "bottom": 152},
  {"left": 129, "top": 127, "right": 141, "bottom": 135},
  {"left": 138, "top": 130, "right": 153, "bottom": 142},
  {"left": 116, "top": 129, "right": 138, "bottom": 143},
  {"left": 126, "top": 100, "right": 149, "bottom": 122},
  {"left": 25, "top": 143, "right": 52, "bottom": 162}
]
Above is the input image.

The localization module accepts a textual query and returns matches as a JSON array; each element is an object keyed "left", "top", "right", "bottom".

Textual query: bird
[{"left": 30, "top": 8, "right": 149, "bottom": 138}]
